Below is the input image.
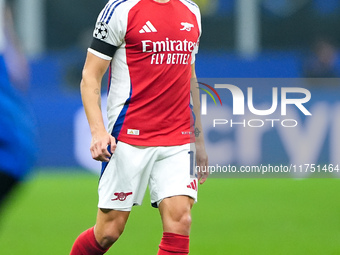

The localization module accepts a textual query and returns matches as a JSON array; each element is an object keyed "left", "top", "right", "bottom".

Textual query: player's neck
[{"left": 153, "top": 0, "right": 170, "bottom": 3}]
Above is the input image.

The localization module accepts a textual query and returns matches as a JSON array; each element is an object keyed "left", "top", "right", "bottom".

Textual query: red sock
[
  {"left": 70, "top": 227, "right": 109, "bottom": 255},
  {"left": 157, "top": 232, "right": 190, "bottom": 254}
]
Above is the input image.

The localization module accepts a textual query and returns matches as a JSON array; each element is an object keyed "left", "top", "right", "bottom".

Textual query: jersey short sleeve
[
  {"left": 180, "top": 0, "right": 201, "bottom": 64},
  {"left": 88, "top": 0, "right": 131, "bottom": 60}
]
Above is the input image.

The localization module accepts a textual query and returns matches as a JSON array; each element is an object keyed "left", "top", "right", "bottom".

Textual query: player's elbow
[
  {"left": 80, "top": 69, "right": 97, "bottom": 93},
  {"left": 80, "top": 68, "right": 91, "bottom": 87}
]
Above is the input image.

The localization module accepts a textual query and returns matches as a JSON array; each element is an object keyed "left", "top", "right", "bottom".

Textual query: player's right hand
[{"left": 90, "top": 131, "right": 117, "bottom": 162}]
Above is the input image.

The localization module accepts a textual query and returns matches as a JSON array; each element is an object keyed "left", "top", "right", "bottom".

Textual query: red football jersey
[{"left": 89, "top": 0, "right": 201, "bottom": 146}]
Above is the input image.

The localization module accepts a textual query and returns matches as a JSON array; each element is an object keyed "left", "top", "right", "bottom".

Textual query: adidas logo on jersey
[{"left": 139, "top": 21, "right": 157, "bottom": 33}]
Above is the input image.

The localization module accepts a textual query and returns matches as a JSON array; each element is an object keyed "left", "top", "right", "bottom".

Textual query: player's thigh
[
  {"left": 159, "top": 195, "right": 194, "bottom": 220},
  {"left": 149, "top": 143, "right": 197, "bottom": 207}
]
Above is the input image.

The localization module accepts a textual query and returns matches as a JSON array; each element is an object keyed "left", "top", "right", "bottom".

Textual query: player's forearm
[
  {"left": 191, "top": 71, "right": 209, "bottom": 183},
  {"left": 80, "top": 75, "right": 106, "bottom": 136},
  {"left": 190, "top": 76, "right": 205, "bottom": 146},
  {"left": 80, "top": 51, "right": 110, "bottom": 136}
]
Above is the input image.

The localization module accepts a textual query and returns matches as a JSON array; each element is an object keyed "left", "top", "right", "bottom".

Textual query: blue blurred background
[{"left": 9, "top": 0, "right": 340, "bottom": 173}]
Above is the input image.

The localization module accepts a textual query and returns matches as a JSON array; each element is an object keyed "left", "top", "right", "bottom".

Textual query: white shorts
[{"left": 98, "top": 142, "right": 197, "bottom": 211}]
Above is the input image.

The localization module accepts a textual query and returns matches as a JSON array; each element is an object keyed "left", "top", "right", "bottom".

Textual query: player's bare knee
[
  {"left": 102, "top": 230, "right": 121, "bottom": 245},
  {"left": 164, "top": 209, "right": 192, "bottom": 235},
  {"left": 178, "top": 210, "right": 192, "bottom": 230},
  {"left": 95, "top": 210, "right": 128, "bottom": 248},
  {"left": 160, "top": 196, "right": 193, "bottom": 229},
  {"left": 109, "top": 217, "right": 126, "bottom": 238},
  {"left": 99, "top": 225, "right": 125, "bottom": 248}
]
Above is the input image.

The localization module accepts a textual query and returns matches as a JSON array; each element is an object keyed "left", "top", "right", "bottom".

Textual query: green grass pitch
[{"left": 0, "top": 169, "right": 339, "bottom": 254}]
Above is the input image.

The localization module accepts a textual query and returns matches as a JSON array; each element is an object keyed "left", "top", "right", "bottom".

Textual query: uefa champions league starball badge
[{"left": 94, "top": 22, "right": 109, "bottom": 40}]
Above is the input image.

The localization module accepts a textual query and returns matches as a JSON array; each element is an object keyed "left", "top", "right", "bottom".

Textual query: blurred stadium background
[{"left": 1, "top": 0, "right": 340, "bottom": 254}]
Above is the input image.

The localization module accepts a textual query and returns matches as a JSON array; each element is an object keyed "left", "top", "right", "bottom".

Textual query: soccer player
[{"left": 70, "top": 0, "right": 208, "bottom": 254}]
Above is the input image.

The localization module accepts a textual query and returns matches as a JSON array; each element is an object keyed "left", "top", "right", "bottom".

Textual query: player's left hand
[{"left": 196, "top": 143, "right": 209, "bottom": 184}]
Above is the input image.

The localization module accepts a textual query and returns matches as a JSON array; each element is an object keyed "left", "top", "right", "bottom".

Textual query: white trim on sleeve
[{"left": 88, "top": 48, "right": 113, "bottom": 61}]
